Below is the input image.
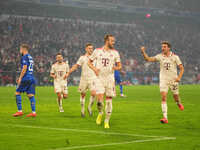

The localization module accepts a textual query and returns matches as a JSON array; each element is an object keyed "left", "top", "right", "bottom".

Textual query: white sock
[
  {"left": 105, "top": 99, "right": 112, "bottom": 123},
  {"left": 57, "top": 96, "right": 63, "bottom": 108},
  {"left": 60, "top": 99, "right": 63, "bottom": 108},
  {"left": 161, "top": 102, "right": 168, "bottom": 119},
  {"left": 80, "top": 96, "right": 85, "bottom": 113},
  {"left": 88, "top": 96, "right": 95, "bottom": 109},
  {"left": 57, "top": 95, "right": 63, "bottom": 108}
]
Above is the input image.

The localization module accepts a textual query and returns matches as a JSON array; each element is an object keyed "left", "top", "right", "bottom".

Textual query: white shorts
[
  {"left": 54, "top": 81, "right": 68, "bottom": 95},
  {"left": 95, "top": 76, "right": 116, "bottom": 97},
  {"left": 160, "top": 80, "right": 179, "bottom": 94},
  {"left": 78, "top": 78, "right": 96, "bottom": 93}
]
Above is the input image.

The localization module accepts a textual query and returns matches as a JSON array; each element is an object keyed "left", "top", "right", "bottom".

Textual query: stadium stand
[{"left": 0, "top": 0, "right": 199, "bottom": 85}]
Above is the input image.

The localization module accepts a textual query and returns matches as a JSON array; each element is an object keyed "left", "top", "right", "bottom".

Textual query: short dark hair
[
  {"left": 85, "top": 43, "right": 93, "bottom": 48},
  {"left": 56, "top": 52, "right": 62, "bottom": 56},
  {"left": 104, "top": 34, "right": 114, "bottom": 43},
  {"left": 161, "top": 41, "right": 171, "bottom": 48},
  {"left": 20, "top": 44, "right": 30, "bottom": 50}
]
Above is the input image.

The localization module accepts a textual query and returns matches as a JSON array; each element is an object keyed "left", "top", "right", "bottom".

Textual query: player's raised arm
[
  {"left": 140, "top": 46, "right": 157, "bottom": 62},
  {"left": 17, "top": 65, "right": 27, "bottom": 85},
  {"left": 176, "top": 64, "right": 184, "bottom": 82}
]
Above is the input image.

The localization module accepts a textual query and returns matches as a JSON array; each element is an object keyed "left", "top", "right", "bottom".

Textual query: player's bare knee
[
  {"left": 81, "top": 93, "right": 86, "bottom": 98},
  {"left": 97, "top": 94, "right": 104, "bottom": 101},
  {"left": 27, "top": 94, "right": 34, "bottom": 98},
  {"left": 57, "top": 93, "right": 62, "bottom": 99},
  {"left": 63, "top": 94, "right": 68, "bottom": 99},
  {"left": 173, "top": 94, "right": 179, "bottom": 99},
  {"left": 106, "top": 96, "right": 112, "bottom": 100},
  {"left": 15, "top": 92, "right": 20, "bottom": 96},
  {"left": 161, "top": 95, "right": 167, "bottom": 102},
  {"left": 91, "top": 91, "right": 96, "bottom": 97}
]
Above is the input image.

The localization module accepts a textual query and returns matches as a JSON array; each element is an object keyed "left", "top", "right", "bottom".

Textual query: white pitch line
[
  {"left": 50, "top": 137, "right": 176, "bottom": 150},
  {"left": 6, "top": 124, "right": 176, "bottom": 150},
  {"left": 8, "top": 124, "right": 170, "bottom": 138}
]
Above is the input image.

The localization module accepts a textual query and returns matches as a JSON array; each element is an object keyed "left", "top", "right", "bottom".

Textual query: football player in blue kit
[
  {"left": 13, "top": 44, "right": 37, "bottom": 117},
  {"left": 114, "top": 70, "right": 126, "bottom": 97}
]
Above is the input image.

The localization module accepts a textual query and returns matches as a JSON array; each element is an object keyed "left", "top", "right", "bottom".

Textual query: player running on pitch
[
  {"left": 13, "top": 44, "right": 37, "bottom": 117},
  {"left": 50, "top": 53, "right": 69, "bottom": 112},
  {"left": 140, "top": 41, "right": 184, "bottom": 123},
  {"left": 65, "top": 43, "right": 97, "bottom": 117},
  {"left": 88, "top": 34, "right": 122, "bottom": 128}
]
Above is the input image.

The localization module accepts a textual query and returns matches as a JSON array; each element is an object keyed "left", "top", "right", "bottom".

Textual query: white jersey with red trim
[
  {"left": 153, "top": 52, "right": 182, "bottom": 81},
  {"left": 50, "top": 61, "right": 69, "bottom": 84},
  {"left": 76, "top": 55, "right": 96, "bottom": 80},
  {"left": 89, "top": 47, "right": 121, "bottom": 78}
]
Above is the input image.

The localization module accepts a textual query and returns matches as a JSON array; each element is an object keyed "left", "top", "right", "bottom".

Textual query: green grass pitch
[{"left": 0, "top": 85, "right": 200, "bottom": 150}]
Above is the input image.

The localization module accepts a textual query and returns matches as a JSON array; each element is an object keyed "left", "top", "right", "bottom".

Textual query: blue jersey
[
  {"left": 17, "top": 53, "right": 35, "bottom": 94},
  {"left": 20, "top": 54, "right": 34, "bottom": 81}
]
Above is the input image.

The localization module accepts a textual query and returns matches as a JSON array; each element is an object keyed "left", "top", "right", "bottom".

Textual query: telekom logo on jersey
[
  {"left": 102, "top": 58, "right": 110, "bottom": 67},
  {"left": 164, "top": 62, "right": 171, "bottom": 70}
]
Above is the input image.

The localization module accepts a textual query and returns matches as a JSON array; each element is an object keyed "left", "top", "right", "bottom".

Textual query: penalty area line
[
  {"left": 7, "top": 124, "right": 172, "bottom": 138},
  {"left": 49, "top": 137, "right": 176, "bottom": 150},
  {"left": 6, "top": 124, "right": 176, "bottom": 150}
]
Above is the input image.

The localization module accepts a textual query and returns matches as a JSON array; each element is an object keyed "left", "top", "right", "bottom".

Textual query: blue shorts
[
  {"left": 115, "top": 76, "right": 121, "bottom": 84},
  {"left": 16, "top": 79, "right": 36, "bottom": 94}
]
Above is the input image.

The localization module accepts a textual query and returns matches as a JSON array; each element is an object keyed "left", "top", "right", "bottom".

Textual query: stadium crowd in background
[{"left": 0, "top": 15, "right": 200, "bottom": 86}]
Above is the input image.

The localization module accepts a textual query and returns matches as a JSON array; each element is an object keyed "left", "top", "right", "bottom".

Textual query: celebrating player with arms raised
[
  {"left": 141, "top": 41, "right": 184, "bottom": 123},
  {"left": 65, "top": 43, "right": 97, "bottom": 117},
  {"left": 88, "top": 34, "right": 122, "bottom": 128},
  {"left": 50, "top": 53, "right": 69, "bottom": 112},
  {"left": 13, "top": 44, "right": 37, "bottom": 117}
]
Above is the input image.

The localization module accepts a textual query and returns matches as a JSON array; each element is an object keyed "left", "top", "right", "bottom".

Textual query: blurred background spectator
[{"left": 0, "top": 0, "right": 199, "bottom": 86}]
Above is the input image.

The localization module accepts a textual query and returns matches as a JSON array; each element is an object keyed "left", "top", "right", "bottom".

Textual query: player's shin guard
[
  {"left": 80, "top": 96, "right": 85, "bottom": 114},
  {"left": 29, "top": 96, "right": 36, "bottom": 113},
  {"left": 161, "top": 102, "right": 167, "bottom": 119},
  {"left": 105, "top": 99, "right": 112, "bottom": 123},
  {"left": 97, "top": 101, "right": 104, "bottom": 114},
  {"left": 16, "top": 95, "right": 22, "bottom": 112}
]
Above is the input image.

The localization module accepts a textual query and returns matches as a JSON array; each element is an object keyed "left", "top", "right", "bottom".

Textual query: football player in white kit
[
  {"left": 88, "top": 34, "right": 122, "bottom": 128},
  {"left": 141, "top": 41, "right": 184, "bottom": 123},
  {"left": 50, "top": 53, "right": 69, "bottom": 112},
  {"left": 65, "top": 43, "right": 97, "bottom": 117}
]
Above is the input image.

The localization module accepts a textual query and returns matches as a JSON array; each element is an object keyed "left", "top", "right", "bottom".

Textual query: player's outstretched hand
[
  {"left": 63, "top": 73, "right": 69, "bottom": 80},
  {"left": 140, "top": 46, "right": 146, "bottom": 52},
  {"left": 175, "top": 77, "right": 181, "bottom": 82}
]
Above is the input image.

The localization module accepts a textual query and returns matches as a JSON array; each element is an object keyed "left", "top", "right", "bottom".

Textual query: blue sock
[
  {"left": 16, "top": 95, "right": 22, "bottom": 111},
  {"left": 120, "top": 85, "right": 123, "bottom": 94},
  {"left": 29, "top": 96, "right": 36, "bottom": 113}
]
